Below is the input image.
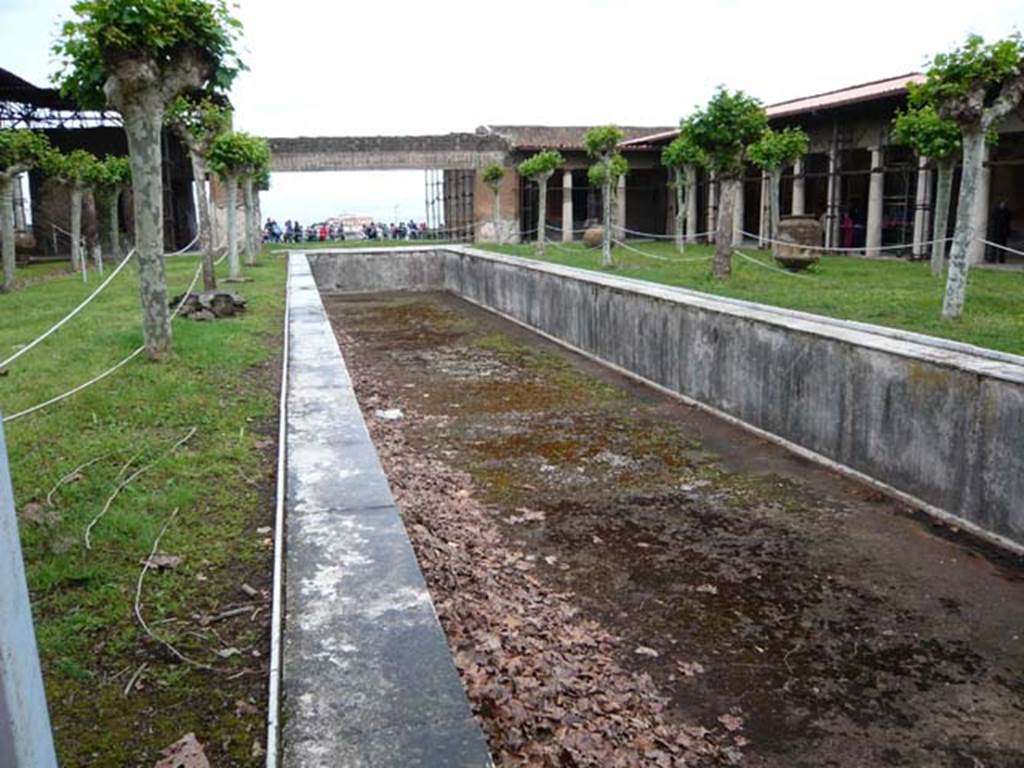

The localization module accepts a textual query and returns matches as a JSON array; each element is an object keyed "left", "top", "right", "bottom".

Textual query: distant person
[
  {"left": 841, "top": 211, "right": 854, "bottom": 249},
  {"left": 988, "top": 201, "right": 1011, "bottom": 264}
]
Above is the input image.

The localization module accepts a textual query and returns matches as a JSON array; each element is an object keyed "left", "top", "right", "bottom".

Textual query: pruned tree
[
  {"left": 166, "top": 94, "right": 231, "bottom": 290},
  {"left": 661, "top": 122, "right": 706, "bottom": 253},
  {"left": 208, "top": 131, "right": 264, "bottom": 279},
  {"left": 891, "top": 104, "right": 962, "bottom": 276},
  {"left": 583, "top": 125, "right": 628, "bottom": 267},
  {"left": 41, "top": 148, "right": 101, "bottom": 277},
  {"left": 688, "top": 88, "right": 767, "bottom": 279},
  {"left": 54, "top": 0, "right": 244, "bottom": 359},
  {"left": 748, "top": 126, "right": 809, "bottom": 255},
  {"left": 89, "top": 154, "right": 131, "bottom": 266},
  {"left": 481, "top": 163, "right": 505, "bottom": 244},
  {"left": 911, "top": 34, "right": 1024, "bottom": 319},
  {"left": 240, "top": 136, "right": 270, "bottom": 267},
  {"left": 518, "top": 149, "right": 565, "bottom": 255},
  {"left": 0, "top": 129, "right": 50, "bottom": 292}
]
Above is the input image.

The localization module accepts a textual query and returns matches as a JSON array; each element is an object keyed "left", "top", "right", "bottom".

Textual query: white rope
[
  {"left": 544, "top": 223, "right": 592, "bottom": 234},
  {"left": 0, "top": 249, "right": 137, "bottom": 371},
  {"left": 3, "top": 347, "right": 145, "bottom": 423},
  {"left": 741, "top": 230, "right": 954, "bottom": 254},
  {"left": 977, "top": 238, "right": 1024, "bottom": 259},
  {"left": 165, "top": 232, "right": 201, "bottom": 257},
  {"left": 3, "top": 258, "right": 205, "bottom": 424},
  {"left": 612, "top": 239, "right": 713, "bottom": 264},
  {"left": 618, "top": 225, "right": 717, "bottom": 241},
  {"left": 85, "top": 427, "right": 197, "bottom": 549},
  {"left": 734, "top": 249, "right": 812, "bottom": 279}
]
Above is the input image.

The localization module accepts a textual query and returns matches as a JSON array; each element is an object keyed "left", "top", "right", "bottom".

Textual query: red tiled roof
[
  {"left": 619, "top": 73, "right": 926, "bottom": 148},
  {"left": 765, "top": 72, "right": 925, "bottom": 118}
]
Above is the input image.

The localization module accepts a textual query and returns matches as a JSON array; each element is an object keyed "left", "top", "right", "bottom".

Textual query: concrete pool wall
[{"left": 305, "top": 246, "right": 1024, "bottom": 551}]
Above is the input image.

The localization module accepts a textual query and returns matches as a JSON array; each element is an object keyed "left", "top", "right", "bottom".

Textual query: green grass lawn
[
  {"left": 1, "top": 252, "right": 286, "bottom": 765},
  {"left": 11, "top": 261, "right": 76, "bottom": 288},
  {"left": 481, "top": 240, "right": 1024, "bottom": 357}
]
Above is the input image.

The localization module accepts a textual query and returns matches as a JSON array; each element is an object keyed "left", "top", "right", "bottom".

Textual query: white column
[
  {"left": 825, "top": 144, "right": 839, "bottom": 249},
  {"left": 561, "top": 170, "right": 573, "bottom": 243},
  {"left": 792, "top": 158, "right": 805, "bottom": 215},
  {"left": 967, "top": 147, "right": 991, "bottom": 265},
  {"left": 12, "top": 174, "right": 26, "bottom": 231},
  {"left": 616, "top": 174, "right": 627, "bottom": 236},
  {"left": 685, "top": 167, "right": 698, "bottom": 242},
  {"left": 912, "top": 156, "right": 933, "bottom": 258},
  {"left": 865, "top": 146, "right": 885, "bottom": 257},
  {"left": 732, "top": 176, "right": 745, "bottom": 246}
]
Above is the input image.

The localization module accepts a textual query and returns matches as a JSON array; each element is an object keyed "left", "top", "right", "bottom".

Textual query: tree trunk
[
  {"left": 770, "top": 168, "right": 782, "bottom": 257},
  {"left": 942, "top": 129, "right": 985, "bottom": 319},
  {"left": 121, "top": 95, "right": 173, "bottom": 359},
  {"left": 70, "top": 187, "right": 83, "bottom": 275},
  {"left": 493, "top": 190, "right": 501, "bottom": 245},
  {"left": 0, "top": 175, "right": 15, "bottom": 292},
  {"left": 537, "top": 176, "right": 548, "bottom": 255},
  {"left": 601, "top": 177, "right": 613, "bottom": 267},
  {"left": 674, "top": 168, "right": 685, "bottom": 253},
  {"left": 109, "top": 189, "right": 121, "bottom": 260},
  {"left": 243, "top": 176, "right": 256, "bottom": 267},
  {"left": 931, "top": 160, "right": 954, "bottom": 277},
  {"left": 713, "top": 176, "right": 738, "bottom": 279},
  {"left": 226, "top": 176, "right": 240, "bottom": 279},
  {"left": 84, "top": 188, "right": 101, "bottom": 275},
  {"left": 190, "top": 152, "right": 216, "bottom": 291}
]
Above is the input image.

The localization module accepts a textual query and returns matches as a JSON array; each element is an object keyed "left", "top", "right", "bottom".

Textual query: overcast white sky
[{"left": 3, "top": 0, "right": 1023, "bottom": 223}]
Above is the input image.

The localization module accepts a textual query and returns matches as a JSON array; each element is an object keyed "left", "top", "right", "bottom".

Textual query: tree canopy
[
  {"left": 583, "top": 125, "right": 624, "bottom": 159},
  {"left": 41, "top": 148, "right": 101, "bottom": 186},
  {"left": 53, "top": 0, "right": 245, "bottom": 109},
  {"left": 518, "top": 149, "right": 564, "bottom": 180},
  {"left": 207, "top": 131, "right": 269, "bottom": 179},
  {"left": 587, "top": 154, "right": 628, "bottom": 187},
  {"left": 891, "top": 105, "right": 962, "bottom": 161},
  {"left": 661, "top": 123, "right": 706, "bottom": 171},
  {"left": 88, "top": 154, "right": 132, "bottom": 190},
  {"left": 687, "top": 88, "right": 767, "bottom": 179},
  {"left": 166, "top": 94, "right": 232, "bottom": 148},
  {"left": 584, "top": 125, "right": 629, "bottom": 187},
  {"left": 482, "top": 163, "right": 505, "bottom": 192},
  {"left": 0, "top": 130, "right": 52, "bottom": 173},
  {"left": 910, "top": 33, "right": 1024, "bottom": 127},
  {"left": 748, "top": 126, "right": 809, "bottom": 172}
]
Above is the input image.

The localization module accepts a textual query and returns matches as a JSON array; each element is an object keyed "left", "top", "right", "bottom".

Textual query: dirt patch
[{"left": 327, "top": 292, "right": 1024, "bottom": 768}]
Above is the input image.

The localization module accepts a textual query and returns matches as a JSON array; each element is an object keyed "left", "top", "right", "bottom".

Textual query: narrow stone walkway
[{"left": 280, "top": 256, "right": 491, "bottom": 766}]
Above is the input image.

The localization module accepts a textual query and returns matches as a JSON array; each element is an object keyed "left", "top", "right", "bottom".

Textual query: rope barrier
[
  {"left": 0, "top": 249, "right": 137, "bottom": 371},
  {"left": 165, "top": 233, "right": 201, "bottom": 257},
  {"left": 740, "top": 230, "right": 954, "bottom": 254},
  {"left": 611, "top": 239, "right": 714, "bottom": 264},
  {"left": 734, "top": 249, "right": 811, "bottom": 279},
  {"left": 3, "top": 256, "right": 207, "bottom": 425},
  {"left": 617, "top": 225, "right": 717, "bottom": 241},
  {"left": 976, "top": 238, "right": 1024, "bottom": 259}
]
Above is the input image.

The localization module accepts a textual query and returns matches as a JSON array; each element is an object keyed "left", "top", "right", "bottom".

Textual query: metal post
[{"left": 0, "top": 421, "right": 58, "bottom": 768}]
